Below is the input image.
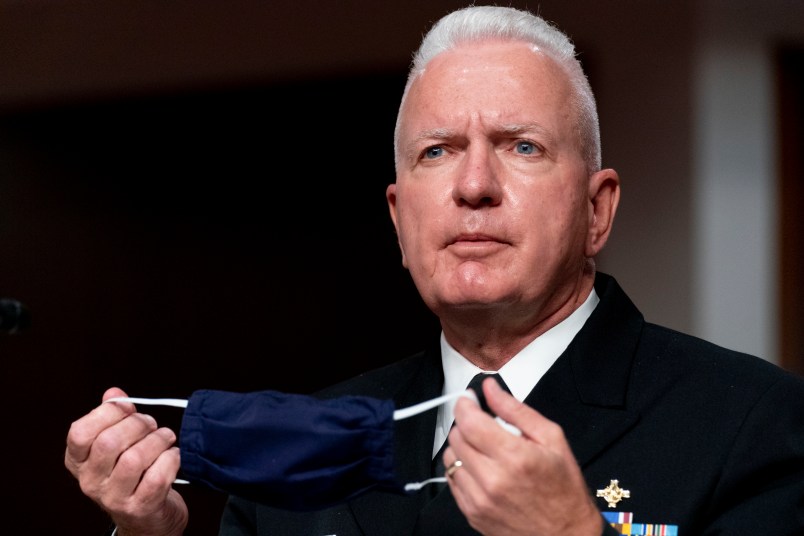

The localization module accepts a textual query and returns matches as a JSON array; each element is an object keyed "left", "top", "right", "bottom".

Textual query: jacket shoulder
[{"left": 315, "top": 350, "right": 431, "bottom": 400}]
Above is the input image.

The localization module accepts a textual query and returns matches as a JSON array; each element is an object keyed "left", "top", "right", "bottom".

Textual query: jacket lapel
[{"left": 528, "top": 273, "right": 642, "bottom": 466}]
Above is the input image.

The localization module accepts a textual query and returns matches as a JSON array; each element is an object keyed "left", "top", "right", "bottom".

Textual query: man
[{"left": 65, "top": 5, "right": 804, "bottom": 535}]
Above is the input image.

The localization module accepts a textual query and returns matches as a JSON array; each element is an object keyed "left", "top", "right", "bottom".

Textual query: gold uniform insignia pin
[{"left": 596, "top": 479, "right": 631, "bottom": 508}]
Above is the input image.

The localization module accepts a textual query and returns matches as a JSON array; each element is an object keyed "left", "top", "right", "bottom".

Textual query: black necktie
[{"left": 431, "top": 372, "right": 512, "bottom": 478}]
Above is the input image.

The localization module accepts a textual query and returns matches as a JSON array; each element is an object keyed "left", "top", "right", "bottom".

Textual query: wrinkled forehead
[{"left": 399, "top": 40, "right": 576, "bottom": 139}]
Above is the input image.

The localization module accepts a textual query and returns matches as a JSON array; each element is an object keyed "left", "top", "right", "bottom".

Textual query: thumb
[
  {"left": 484, "top": 377, "right": 570, "bottom": 450},
  {"left": 102, "top": 386, "right": 130, "bottom": 401}
]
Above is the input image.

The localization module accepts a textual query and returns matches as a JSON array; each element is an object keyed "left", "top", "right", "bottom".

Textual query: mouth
[
  {"left": 449, "top": 233, "right": 506, "bottom": 245},
  {"left": 446, "top": 233, "right": 510, "bottom": 256}
]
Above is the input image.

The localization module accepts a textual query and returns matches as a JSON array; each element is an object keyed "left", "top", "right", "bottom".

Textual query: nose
[{"left": 452, "top": 145, "right": 503, "bottom": 208}]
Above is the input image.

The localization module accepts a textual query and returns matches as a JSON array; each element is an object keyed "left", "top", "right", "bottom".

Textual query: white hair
[{"left": 394, "top": 5, "right": 601, "bottom": 174}]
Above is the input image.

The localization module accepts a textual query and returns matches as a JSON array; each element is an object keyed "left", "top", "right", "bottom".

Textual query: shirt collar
[{"left": 433, "top": 288, "right": 600, "bottom": 455}]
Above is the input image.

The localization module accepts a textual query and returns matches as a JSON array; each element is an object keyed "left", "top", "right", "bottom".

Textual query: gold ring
[{"left": 446, "top": 459, "right": 463, "bottom": 477}]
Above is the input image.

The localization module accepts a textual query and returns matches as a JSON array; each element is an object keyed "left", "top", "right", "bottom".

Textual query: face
[{"left": 387, "top": 40, "right": 616, "bottom": 323}]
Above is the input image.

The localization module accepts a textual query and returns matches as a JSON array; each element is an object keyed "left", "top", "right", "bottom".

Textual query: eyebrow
[
  {"left": 408, "top": 127, "right": 453, "bottom": 145},
  {"left": 403, "top": 121, "right": 556, "bottom": 156},
  {"left": 401, "top": 127, "right": 453, "bottom": 163},
  {"left": 496, "top": 121, "right": 555, "bottom": 141}
]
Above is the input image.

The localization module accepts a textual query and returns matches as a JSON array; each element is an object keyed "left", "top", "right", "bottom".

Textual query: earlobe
[{"left": 585, "top": 169, "right": 620, "bottom": 257}]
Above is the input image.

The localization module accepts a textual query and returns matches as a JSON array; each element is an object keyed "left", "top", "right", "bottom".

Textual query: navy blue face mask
[
  {"left": 180, "top": 389, "right": 399, "bottom": 510},
  {"left": 108, "top": 386, "right": 519, "bottom": 511}
]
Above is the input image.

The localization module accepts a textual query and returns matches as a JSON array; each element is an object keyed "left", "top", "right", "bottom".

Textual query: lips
[
  {"left": 445, "top": 233, "right": 511, "bottom": 257},
  {"left": 449, "top": 232, "right": 506, "bottom": 245}
]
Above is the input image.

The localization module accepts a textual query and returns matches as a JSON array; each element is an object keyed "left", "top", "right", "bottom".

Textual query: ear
[
  {"left": 585, "top": 168, "right": 620, "bottom": 258},
  {"left": 386, "top": 183, "right": 408, "bottom": 267}
]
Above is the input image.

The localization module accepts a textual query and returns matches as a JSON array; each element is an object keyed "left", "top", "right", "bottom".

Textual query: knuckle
[
  {"left": 78, "top": 477, "right": 101, "bottom": 500},
  {"left": 116, "top": 447, "right": 147, "bottom": 475},
  {"left": 66, "top": 420, "right": 93, "bottom": 450},
  {"left": 473, "top": 491, "right": 495, "bottom": 514},
  {"left": 483, "top": 473, "right": 507, "bottom": 498},
  {"left": 93, "top": 428, "right": 123, "bottom": 457}
]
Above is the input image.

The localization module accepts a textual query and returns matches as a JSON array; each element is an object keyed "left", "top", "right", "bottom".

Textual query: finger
[
  {"left": 110, "top": 427, "right": 178, "bottom": 498},
  {"left": 441, "top": 446, "right": 465, "bottom": 480},
  {"left": 444, "top": 436, "right": 493, "bottom": 520},
  {"left": 102, "top": 386, "right": 136, "bottom": 410},
  {"left": 65, "top": 387, "right": 136, "bottom": 470},
  {"left": 133, "top": 446, "right": 183, "bottom": 513},
  {"left": 447, "top": 412, "right": 508, "bottom": 491},
  {"left": 144, "top": 445, "right": 181, "bottom": 492},
  {"left": 452, "top": 386, "right": 522, "bottom": 458},
  {"left": 483, "top": 377, "right": 567, "bottom": 447},
  {"left": 79, "top": 412, "right": 160, "bottom": 486},
  {"left": 102, "top": 446, "right": 183, "bottom": 528}
]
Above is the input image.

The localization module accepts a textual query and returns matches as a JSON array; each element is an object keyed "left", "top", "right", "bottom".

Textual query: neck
[{"left": 439, "top": 271, "right": 595, "bottom": 370}]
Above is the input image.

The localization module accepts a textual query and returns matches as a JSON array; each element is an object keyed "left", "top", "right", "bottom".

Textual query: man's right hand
[{"left": 65, "top": 387, "right": 188, "bottom": 536}]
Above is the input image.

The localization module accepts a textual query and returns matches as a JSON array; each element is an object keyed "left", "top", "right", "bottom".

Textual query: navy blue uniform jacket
[{"left": 218, "top": 272, "right": 804, "bottom": 535}]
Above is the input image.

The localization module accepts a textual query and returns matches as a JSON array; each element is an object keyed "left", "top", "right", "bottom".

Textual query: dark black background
[
  {"left": 2, "top": 1, "right": 800, "bottom": 533},
  {"left": 0, "top": 71, "right": 441, "bottom": 535}
]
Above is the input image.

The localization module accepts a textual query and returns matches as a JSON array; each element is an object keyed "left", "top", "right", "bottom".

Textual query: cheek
[
  {"left": 394, "top": 206, "right": 425, "bottom": 262},
  {"left": 522, "top": 188, "right": 587, "bottom": 247},
  {"left": 394, "top": 188, "right": 435, "bottom": 244},
  {"left": 394, "top": 207, "right": 443, "bottom": 281}
]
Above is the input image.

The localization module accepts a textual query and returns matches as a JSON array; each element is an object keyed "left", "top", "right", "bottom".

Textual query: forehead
[{"left": 401, "top": 39, "right": 574, "bottom": 134}]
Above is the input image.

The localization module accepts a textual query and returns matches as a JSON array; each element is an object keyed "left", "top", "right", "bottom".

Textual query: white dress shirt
[{"left": 433, "top": 288, "right": 600, "bottom": 457}]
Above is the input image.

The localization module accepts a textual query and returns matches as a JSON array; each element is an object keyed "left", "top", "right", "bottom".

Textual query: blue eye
[
  {"left": 516, "top": 141, "right": 537, "bottom": 155},
  {"left": 424, "top": 146, "right": 444, "bottom": 159}
]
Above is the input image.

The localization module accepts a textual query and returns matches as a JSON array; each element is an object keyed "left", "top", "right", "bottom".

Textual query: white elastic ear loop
[
  {"left": 395, "top": 389, "right": 522, "bottom": 491},
  {"left": 107, "top": 396, "right": 188, "bottom": 408},
  {"left": 391, "top": 389, "right": 476, "bottom": 420},
  {"left": 393, "top": 390, "right": 479, "bottom": 491}
]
